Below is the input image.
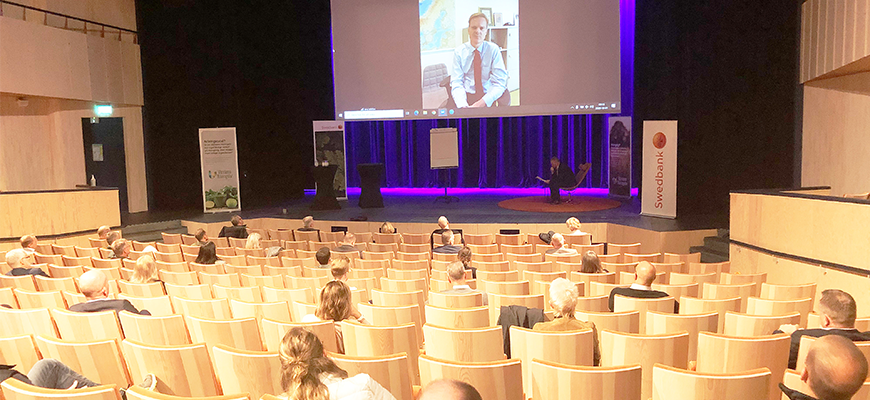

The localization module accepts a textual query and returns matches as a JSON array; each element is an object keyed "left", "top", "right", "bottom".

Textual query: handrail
[{"left": 0, "top": 0, "right": 138, "bottom": 42}]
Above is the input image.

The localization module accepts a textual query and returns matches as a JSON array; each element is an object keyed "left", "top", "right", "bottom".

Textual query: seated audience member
[
  {"left": 298, "top": 215, "right": 318, "bottom": 231},
  {"left": 330, "top": 257, "right": 351, "bottom": 282},
  {"left": 433, "top": 231, "right": 462, "bottom": 254},
  {"left": 333, "top": 233, "right": 362, "bottom": 257},
  {"left": 194, "top": 228, "right": 209, "bottom": 246},
  {"left": 301, "top": 280, "right": 369, "bottom": 354},
  {"left": 130, "top": 255, "right": 161, "bottom": 285},
  {"left": 276, "top": 327, "right": 395, "bottom": 400},
  {"left": 97, "top": 226, "right": 111, "bottom": 240},
  {"left": 775, "top": 289, "right": 870, "bottom": 369},
  {"left": 218, "top": 215, "right": 248, "bottom": 238},
  {"left": 535, "top": 278, "right": 600, "bottom": 366},
  {"left": 379, "top": 221, "right": 397, "bottom": 234},
  {"left": 457, "top": 246, "right": 477, "bottom": 279},
  {"left": 70, "top": 270, "right": 150, "bottom": 315},
  {"left": 194, "top": 242, "right": 222, "bottom": 265},
  {"left": 0, "top": 359, "right": 154, "bottom": 396},
  {"left": 106, "top": 231, "right": 121, "bottom": 248},
  {"left": 608, "top": 261, "right": 677, "bottom": 312},
  {"left": 418, "top": 379, "right": 482, "bottom": 400},
  {"left": 437, "top": 216, "right": 450, "bottom": 231},
  {"left": 565, "top": 217, "right": 589, "bottom": 236},
  {"left": 316, "top": 247, "right": 331, "bottom": 268},
  {"left": 580, "top": 251, "right": 607, "bottom": 273},
  {"left": 245, "top": 232, "right": 282, "bottom": 257},
  {"left": 441, "top": 261, "right": 487, "bottom": 306},
  {"left": 109, "top": 239, "right": 132, "bottom": 259},
  {"left": 20, "top": 235, "right": 37, "bottom": 255},
  {"left": 545, "top": 233, "right": 578, "bottom": 255},
  {"left": 4, "top": 249, "right": 48, "bottom": 277},
  {"left": 780, "top": 335, "right": 869, "bottom": 400}
]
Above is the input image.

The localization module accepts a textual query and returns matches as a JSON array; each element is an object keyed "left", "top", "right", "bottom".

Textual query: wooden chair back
[
  {"left": 425, "top": 305, "right": 490, "bottom": 329},
  {"left": 212, "top": 284, "right": 263, "bottom": 302},
  {"left": 662, "top": 252, "right": 702, "bottom": 264},
  {"left": 34, "top": 276, "right": 78, "bottom": 292},
  {"left": 418, "top": 355, "right": 523, "bottom": 400},
  {"left": 261, "top": 286, "right": 314, "bottom": 305},
  {"left": 117, "top": 281, "right": 165, "bottom": 297},
  {"left": 651, "top": 363, "right": 770, "bottom": 400},
  {"left": 530, "top": 359, "right": 642, "bottom": 400},
  {"left": 669, "top": 272, "right": 717, "bottom": 286},
  {"left": 229, "top": 299, "right": 291, "bottom": 323},
  {"left": 759, "top": 282, "right": 817, "bottom": 303},
  {"left": 588, "top": 282, "right": 628, "bottom": 297},
  {"left": 1, "top": 378, "right": 122, "bottom": 400},
  {"left": 575, "top": 310, "right": 640, "bottom": 340},
  {"left": 119, "top": 311, "right": 190, "bottom": 345},
  {"left": 723, "top": 311, "right": 800, "bottom": 337},
  {"left": 646, "top": 311, "right": 718, "bottom": 360},
  {"left": 0, "top": 334, "right": 40, "bottom": 372},
  {"left": 121, "top": 339, "right": 220, "bottom": 397},
  {"left": 170, "top": 297, "right": 231, "bottom": 319},
  {"left": 687, "top": 261, "right": 731, "bottom": 276},
  {"left": 696, "top": 331, "right": 790, "bottom": 400},
  {"left": 600, "top": 329, "right": 690, "bottom": 400},
  {"left": 510, "top": 326, "right": 594, "bottom": 393},
  {"left": 624, "top": 253, "right": 662, "bottom": 263},
  {"left": 211, "top": 344, "right": 282, "bottom": 399},
  {"left": 612, "top": 295, "right": 676, "bottom": 333},
  {"left": 260, "top": 319, "right": 338, "bottom": 353},
  {"left": 746, "top": 296, "right": 813, "bottom": 327},
  {"left": 0, "top": 307, "right": 58, "bottom": 338},
  {"left": 423, "top": 324, "right": 503, "bottom": 362},
  {"left": 164, "top": 283, "right": 212, "bottom": 300},
  {"left": 14, "top": 288, "right": 66, "bottom": 309},
  {"left": 720, "top": 272, "right": 766, "bottom": 296},
  {"left": 34, "top": 335, "right": 131, "bottom": 388},
  {"left": 158, "top": 271, "right": 200, "bottom": 286},
  {"left": 330, "top": 352, "right": 415, "bottom": 400},
  {"left": 428, "top": 291, "right": 484, "bottom": 308},
  {"left": 702, "top": 282, "right": 755, "bottom": 312},
  {"left": 651, "top": 282, "right": 699, "bottom": 301},
  {"left": 341, "top": 321, "right": 421, "bottom": 384},
  {"left": 51, "top": 309, "right": 123, "bottom": 341}
]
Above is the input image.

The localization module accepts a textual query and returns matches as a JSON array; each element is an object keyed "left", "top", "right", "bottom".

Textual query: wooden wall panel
[
  {"left": 0, "top": 190, "right": 120, "bottom": 239},
  {"left": 801, "top": 0, "right": 870, "bottom": 82},
  {"left": 12, "top": 0, "right": 137, "bottom": 31}
]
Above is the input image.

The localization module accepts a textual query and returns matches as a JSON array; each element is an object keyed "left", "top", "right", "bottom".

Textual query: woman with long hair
[
  {"left": 378, "top": 222, "right": 396, "bottom": 234},
  {"left": 580, "top": 251, "right": 607, "bottom": 273},
  {"left": 130, "top": 255, "right": 160, "bottom": 284},
  {"left": 301, "top": 280, "right": 368, "bottom": 354},
  {"left": 194, "top": 241, "right": 222, "bottom": 264},
  {"left": 456, "top": 246, "right": 477, "bottom": 279},
  {"left": 277, "top": 327, "right": 395, "bottom": 400}
]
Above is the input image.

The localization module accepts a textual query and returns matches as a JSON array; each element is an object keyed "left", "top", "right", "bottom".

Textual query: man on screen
[{"left": 450, "top": 12, "right": 510, "bottom": 108}]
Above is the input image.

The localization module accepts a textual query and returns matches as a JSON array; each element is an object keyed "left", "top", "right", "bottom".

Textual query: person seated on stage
[
  {"left": 450, "top": 12, "right": 510, "bottom": 109},
  {"left": 276, "top": 327, "right": 395, "bottom": 399},
  {"left": 70, "top": 270, "right": 150, "bottom": 315},
  {"left": 130, "top": 255, "right": 161, "bottom": 285},
  {"left": 780, "top": 335, "right": 868, "bottom": 400},
  {"left": 333, "top": 233, "right": 362, "bottom": 257},
  {"left": 97, "top": 226, "right": 111, "bottom": 240},
  {"left": 0, "top": 359, "right": 155, "bottom": 396},
  {"left": 566, "top": 217, "right": 590, "bottom": 236},
  {"left": 194, "top": 228, "right": 209, "bottom": 246},
  {"left": 218, "top": 215, "right": 248, "bottom": 238},
  {"left": 316, "top": 247, "right": 331, "bottom": 268},
  {"left": 4, "top": 249, "right": 48, "bottom": 277},
  {"left": 418, "top": 379, "right": 483, "bottom": 400},
  {"left": 433, "top": 231, "right": 462, "bottom": 254},
  {"left": 379, "top": 221, "right": 397, "bottom": 234},
  {"left": 535, "top": 278, "right": 600, "bottom": 366},
  {"left": 301, "top": 280, "right": 369, "bottom": 354},
  {"left": 441, "top": 261, "right": 487, "bottom": 306},
  {"left": 580, "top": 251, "right": 607, "bottom": 273},
  {"left": 775, "top": 289, "right": 870, "bottom": 370},
  {"left": 545, "top": 233, "right": 578, "bottom": 256},
  {"left": 20, "top": 235, "right": 37, "bottom": 255},
  {"left": 194, "top": 241, "right": 223, "bottom": 265},
  {"left": 106, "top": 231, "right": 121, "bottom": 248},
  {"left": 456, "top": 246, "right": 477, "bottom": 279},
  {"left": 537, "top": 157, "right": 576, "bottom": 204},
  {"left": 608, "top": 262, "right": 678, "bottom": 312},
  {"left": 109, "top": 239, "right": 132, "bottom": 259}
]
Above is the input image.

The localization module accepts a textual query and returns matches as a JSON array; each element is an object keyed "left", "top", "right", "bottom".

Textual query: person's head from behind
[
  {"left": 446, "top": 261, "right": 467, "bottom": 285},
  {"left": 195, "top": 228, "right": 208, "bottom": 243},
  {"left": 303, "top": 216, "right": 314, "bottom": 229},
  {"left": 634, "top": 261, "right": 658, "bottom": 286},
  {"left": 419, "top": 379, "right": 483, "bottom": 400},
  {"left": 107, "top": 231, "right": 121, "bottom": 246},
  {"left": 97, "top": 226, "right": 111, "bottom": 239},
  {"left": 342, "top": 232, "right": 356, "bottom": 246},
  {"left": 20, "top": 235, "right": 36, "bottom": 250},
  {"left": 441, "top": 230, "right": 455, "bottom": 246},
  {"left": 438, "top": 216, "right": 449, "bottom": 229},
  {"left": 79, "top": 269, "right": 110, "bottom": 300},
  {"left": 315, "top": 247, "right": 331, "bottom": 266},
  {"left": 195, "top": 241, "right": 220, "bottom": 264},
  {"left": 457, "top": 246, "right": 472, "bottom": 266},
  {"left": 580, "top": 251, "right": 602, "bottom": 273},
  {"left": 566, "top": 217, "right": 582, "bottom": 232},
  {"left": 330, "top": 257, "right": 350, "bottom": 282},
  {"left": 550, "top": 156, "right": 561, "bottom": 169},
  {"left": 246, "top": 233, "right": 262, "bottom": 249},
  {"left": 379, "top": 222, "right": 396, "bottom": 234},
  {"left": 550, "top": 233, "right": 565, "bottom": 249},
  {"left": 132, "top": 255, "right": 158, "bottom": 284},
  {"left": 112, "top": 239, "right": 131, "bottom": 258},
  {"left": 802, "top": 335, "right": 868, "bottom": 400},
  {"left": 278, "top": 327, "right": 348, "bottom": 400},
  {"left": 231, "top": 215, "right": 244, "bottom": 226},
  {"left": 5, "top": 249, "right": 32, "bottom": 269},
  {"left": 817, "top": 289, "right": 857, "bottom": 329},
  {"left": 316, "top": 280, "right": 352, "bottom": 322},
  {"left": 467, "top": 12, "right": 489, "bottom": 48},
  {"left": 549, "top": 278, "right": 579, "bottom": 318}
]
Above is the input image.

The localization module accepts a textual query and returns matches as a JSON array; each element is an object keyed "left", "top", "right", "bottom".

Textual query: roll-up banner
[
  {"left": 641, "top": 120, "right": 677, "bottom": 219},
  {"left": 313, "top": 121, "right": 348, "bottom": 200},
  {"left": 199, "top": 127, "right": 241, "bottom": 213},
  {"left": 608, "top": 116, "right": 632, "bottom": 199}
]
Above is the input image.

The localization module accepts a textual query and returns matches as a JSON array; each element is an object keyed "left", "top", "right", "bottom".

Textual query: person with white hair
[
  {"left": 69, "top": 270, "right": 150, "bottom": 315},
  {"left": 565, "top": 217, "right": 589, "bottom": 236},
  {"left": 544, "top": 233, "right": 578, "bottom": 255},
  {"left": 534, "top": 277, "right": 600, "bottom": 365},
  {"left": 440, "top": 261, "right": 487, "bottom": 306},
  {"left": 4, "top": 249, "right": 47, "bottom": 277}
]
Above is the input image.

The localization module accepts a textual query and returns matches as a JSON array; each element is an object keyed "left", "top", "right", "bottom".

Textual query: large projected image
[
  {"left": 420, "top": 1, "right": 519, "bottom": 111},
  {"left": 331, "top": 0, "right": 620, "bottom": 121}
]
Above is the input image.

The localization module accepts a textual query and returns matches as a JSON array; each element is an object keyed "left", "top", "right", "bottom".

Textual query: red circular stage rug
[{"left": 497, "top": 195, "right": 623, "bottom": 213}]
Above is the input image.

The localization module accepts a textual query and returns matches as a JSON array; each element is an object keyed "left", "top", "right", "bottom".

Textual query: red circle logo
[
  {"left": 652, "top": 132, "right": 667, "bottom": 149},
  {"left": 338, "top": 125, "right": 343, "bottom": 129}
]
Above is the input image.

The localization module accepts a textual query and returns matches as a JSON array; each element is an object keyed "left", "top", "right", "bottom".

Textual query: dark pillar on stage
[
  {"left": 357, "top": 163, "right": 385, "bottom": 208},
  {"left": 310, "top": 165, "right": 340, "bottom": 210}
]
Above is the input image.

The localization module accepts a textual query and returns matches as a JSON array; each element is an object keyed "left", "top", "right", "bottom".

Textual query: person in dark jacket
[
  {"left": 4, "top": 249, "right": 47, "bottom": 278},
  {"left": 780, "top": 335, "right": 868, "bottom": 400},
  {"left": 537, "top": 156, "right": 575, "bottom": 204},
  {"left": 218, "top": 215, "right": 248, "bottom": 238},
  {"left": 69, "top": 270, "right": 150, "bottom": 315},
  {"left": 608, "top": 262, "right": 678, "bottom": 313}
]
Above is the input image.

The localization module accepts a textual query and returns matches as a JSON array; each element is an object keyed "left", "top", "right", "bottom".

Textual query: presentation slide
[{"left": 330, "top": 0, "right": 621, "bottom": 121}]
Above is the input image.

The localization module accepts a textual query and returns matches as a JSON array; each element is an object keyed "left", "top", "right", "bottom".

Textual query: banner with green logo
[{"left": 199, "top": 127, "right": 242, "bottom": 213}]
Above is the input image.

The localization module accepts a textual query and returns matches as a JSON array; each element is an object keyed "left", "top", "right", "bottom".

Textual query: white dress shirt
[{"left": 450, "top": 41, "right": 508, "bottom": 108}]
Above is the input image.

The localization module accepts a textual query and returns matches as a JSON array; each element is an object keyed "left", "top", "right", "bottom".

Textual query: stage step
[
  {"left": 690, "top": 229, "right": 730, "bottom": 263},
  {"left": 122, "top": 220, "right": 186, "bottom": 243}
]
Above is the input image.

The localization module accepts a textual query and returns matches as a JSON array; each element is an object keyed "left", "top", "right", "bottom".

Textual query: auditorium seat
[
  {"left": 300, "top": 266, "right": 331, "bottom": 278},
  {"left": 62, "top": 290, "right": 88, "bottom": 306},
  {"left": 243, "top": 257, "right": 277, "bottom": 269},
  {"left": 14, "top": 288, "right": 66, "bottom": 309},
  {"left": 668, "top": 272, "right": 717, "bottom": 286},
  {"left": 662, "top": 252, "right": 702, "bottom": 264},
  {"left": 160, "top": 233, "right": 183, "bottom": 245},
  {"left": 624, "top": 253, "right": 661, "bottom": 263},
  {"left": 34, "top": 335, "right": 131, "bottom": 387},
  {"left": 362, "top": 250, "right": 396, "bottom": 260},
  {"left": 347, "top": 277, "right": 378, "bottom": 295},
  {"left": 179, "top": 244, "right": 200, "bottom": 255},
  {"left": 131, "top": 241, "right": 156, "bottom": 252},
  {"left": 0, "top": 287, "right": 17, "bottom": 308},
  {"left": 651, "top": 364, "right": 770, "bottom": 400},
  {"left": 533, "top": 280, "right": 584, "bottom": 307},
  {"left": 62, "top": 255, "right": 94, "bottom": 268},
  {"left": 280, "top": 257, "right": 317, "bottom": 269},
  {"left": 544, "top": 253, "right": 582, "bottom": 267},
  {"left": 75, "top": 246, "right": 101, "bottom": 258},
  {"left": 510, "top": 326, "right": 595, "bottom": 393},
  {"left": 198, "top": 272, "right": 241, "bottom": 288},
  {"left": 0, "top": 334, "right": 40, "bottom": 372},
  {"left": 746, "top": 296, "right": 813, "bottom": 327},
  {"left": 290, "top": 301, "right": 316, "bottom": 320},
  {"left": 212, "top": 284, "right": 263, "bottom": 302},
  {"left": 358, "top": 303, "right": 422, "bottom": 343},
  {"left": 477, "top": 270, "right": 520, "bottom": 282},
  {"left": 588, "top": 282, "right": 628, "bottom": 297},
  {"left": 380, "top": 277, "right": 428, "bottom": 298},
  {"left": 574, "top": 310, "right": 640, "bottom": 339},
  {"left": 185, "top": 316, "right": 264, "bottom": 357},
  {"left": 571, "top": 243, "right": 605, "bottom": 255},
  {"left": 723, "top": 311, "right": 800, "bottom": 337},
  {"left": 720, "top": 272, "right": 766, "bottom": 296},
  {"left": 51, "top": 309, "right": 123, "bottom": 341},
  {"left": 119, "top": 311, "right": 190, "bottom": 345},
  {"left": 612, "top": 295, "right": 676, "bottom": 327},
  {"left": 400, "top": 233, "right": 428, "bottom": 244},
  {"left": 34, "top": 253, "right": 62, "bottom": 265},
  {"left": 428, "top": 291, "right": 483, "bottom": 308},
  {"left": 372, "top": 232, "right": 401, "bottom": 244},
  {"left": 260, "top": 319, "right": 338, "bottom": 353},
  {"left": 211, "top": 344, "right": 281, "bottom": 399},
  {"left": 225, "top": 264, "right": 265, "bottom": 276},
  {"left": 99, "top": 248, "right": 114, "bottom": 258},
  {"left": 120, "top": 267, "right": 135, "bottom": 280},
  {"left": 606, "top": 243, "right": 641, "bottom": 259},
  {"left": 430, "top": 268, "right": 467, "bottom": 281},
  {"left": 239, "top": 273, "right": 283, "bottom": 289},
  {"left": 563, "top": 234, "right": 593, "bottom": 247},
  {"left": 164, "top": 283, "right": 212, "bottom": 300},
  {"left": 500, "top": 244, "right": 534, "bottom": 255},
  {"left": 181, "top": 253, "right": 197, "bottom": 262},
  {"left": 1, "top": 378, "right": 121, "bottom": 400},
  {"left": 570, "top": 272, "right": 617, "bottom": 293},
  {"left": 229, "top": 299, "right": 291, "bottom": 323},
  {"left": 530, "top": 359, "right": 642, "bottom": 400},
  {"left": 211, "top": 237, "right": 230, "bottom": 248},
  {"left": 118, "top": 294, "right": 175, "bottom": 316},
  {"left": 89, "top": 238, "right": 109, "bottom": 248},
  {"left": 34, "top": 276, "right": 77, "bottom": 292},
  {"left": 600, "top": 329, "right": 689, "bottom": 400},
  {"left": 601, "top": 262, "right": 638, "bottom": 275},
  {"left": 261, "top": 286, "right": 314, "bottom": 305},
  {"left": 121, "top": 340, "right": 220, "bottom": 397},
  {"left": 595, "top": 253, "right": 621, "bottom": 263},
  {"left": 651, "top": 282, "right": 699, "bottom": 300},
  {"left": 686, "top": 261, "right": 730, "bottom": 276},
  {"left": 0, "top": 307, "right": 57, "bottom": 338},
  {"left": 646, "top": 311, "right": 718, "bottom": 360},
  {"left": 154, "top": 251, "right": 183, "bottom": 264},
  {"left": 342, "top": 321, "right": 421, "bottom": 384},
  {"left": 425, "top": 305, "right": 489, "bottom": 329},
  {"left": 331, "top": 352, "right": 415, "bottom": 400},
  {"left": 575, "top": 295, "right": 610, "bottom": 312},
  {"left": 219, "top": 255, "right": 247, "bottom": 266},
  {"left": 281, "top": 240, "right": 308, "bottom": 251},
  {"left": 506, "top": 254, "right": 546, "bottom": 268},
  {"left": 650, "top": 261, "right": 685, "bottom": 276},
  {"left": 214, "top": 247, "right": 236, "bottom": 257},
  {"left": 226, "top": 237, "right": 247, "bottom": 248},
  {"left": 387, "top": 268, "right": 428, "bottom": 280},
  {"left": 170, "top": 297, "right": 231, "bottom": 319},
  {"left": 701, "top": 282, "right": 754, "bottom": 312},
  {"left": 696, "top": 332, "right": 789, "bottom": 400},
  {"left": 470, "top": 260, "right": 511, "bottom": 272},
  {"left": 795, "top": 335, "right": 870, "bottom": 376},
  {"left": 396, "top": 251, "right": 429, "bottom": 262},
  {"left": 117, "top": 281, "right": 166, "bottom": 297},
  {"left": 680, "top": 296, "right": 741, "bottom": 333},
  {"left": 418, "top": 355, "right": 523, "bottom": 400},
  {"left": 263, "top": 265, "right": 302, "bottom": 278},
  {"left": 758, "top": 282, "right": 817, "bottom": 303},
  {"left": 432, "top": 252, "right": 456, "bottom": 262},
  {"left": 285, "top": 276, "right": 329, "bottom": 293},
  {"left": 488, "top": 294, "right": 545, "bottom": 325},
  {"left": 478, "top": 280, "right": 529, "bottom": 296}
]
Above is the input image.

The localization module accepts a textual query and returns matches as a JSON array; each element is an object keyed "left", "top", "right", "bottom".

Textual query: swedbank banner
[{"left": 641, "top": 120, "right": 677, "bottom": 219}]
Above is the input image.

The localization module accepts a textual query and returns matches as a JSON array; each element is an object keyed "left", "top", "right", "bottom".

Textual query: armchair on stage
[{"left": 559, "top": 163, "right": 592, "bottom": 203}]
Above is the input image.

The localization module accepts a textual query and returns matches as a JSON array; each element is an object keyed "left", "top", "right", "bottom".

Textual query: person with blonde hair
[
  {"left": 534, "top": 277, "right": 600, "bottom": 365},
  {"left": 565, "top": 217, "right": 589, "bottom": 236},
  {"left": 379, "top": 222, "right": 396, "bottom": 234},
  {"left": 456, "top": 246, "right": 477, "bottom": 279},
  {"left": 301, "top": 280, "right": 368, "bottom": 353},
  {"left": 97, "top": 226, "right": 111, "bottom": 240},
  {"left": 130, "top": 255, "right": 160, "bottom": 284},
  {"left": 330, "top": 257, "right": 351, "bottom": 282},
  {"left": 246, "top": 233, "right": 262, "bottom": 249},
  {"left": 580, "top": 251, "right": 606, "bottom": 273},
  {"left": 276, "top": 327, "right": 395, "bottom": 400}
]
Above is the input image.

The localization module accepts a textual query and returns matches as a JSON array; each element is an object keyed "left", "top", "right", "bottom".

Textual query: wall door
[{"left": 82, "top": 117, "right": 128, "bottom": 212}]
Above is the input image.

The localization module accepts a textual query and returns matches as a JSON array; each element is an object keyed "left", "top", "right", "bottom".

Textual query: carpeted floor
[{"left": 498, "top": 195, "right": 624, "bottom": 213}]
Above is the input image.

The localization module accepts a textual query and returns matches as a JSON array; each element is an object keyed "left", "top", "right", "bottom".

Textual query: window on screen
[{"left": 331, "top": 0, "right": 621, "bottom": 120}]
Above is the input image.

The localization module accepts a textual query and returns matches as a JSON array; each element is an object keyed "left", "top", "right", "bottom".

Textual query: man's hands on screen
[{"left": 470, "top": 98, "right": 487, "bottom": 108}]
